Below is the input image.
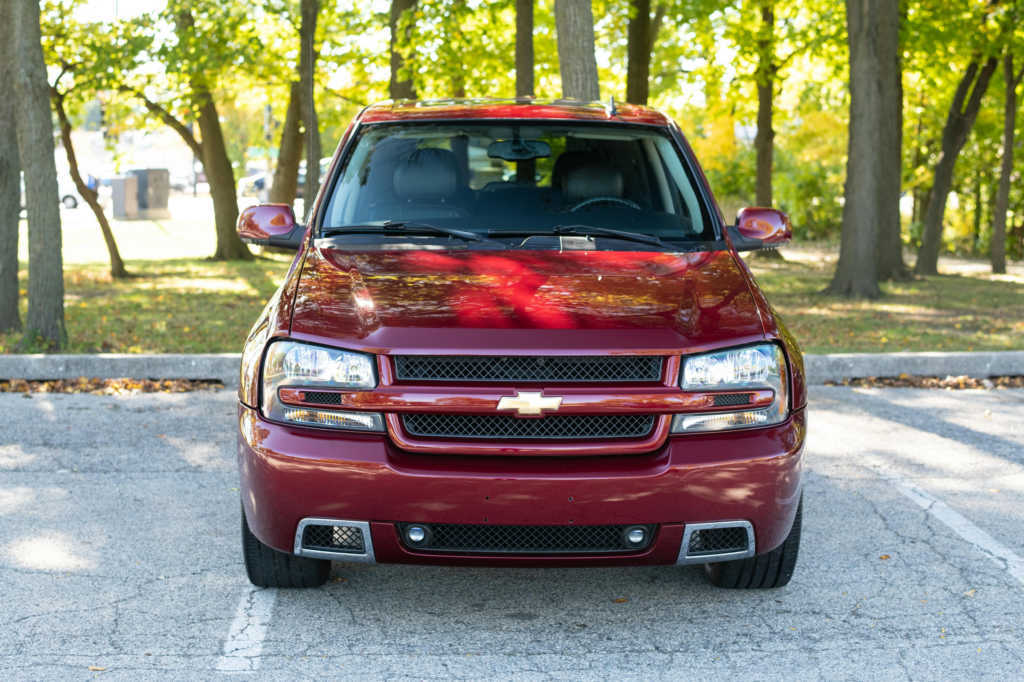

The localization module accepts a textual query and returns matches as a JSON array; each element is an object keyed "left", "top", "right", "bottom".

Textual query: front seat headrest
[
  {"left": 393, "top": 148, "right": 458, "bottom": 200},
  {"left": 563, "top": 164, "right": 624, "bottom": 204}
]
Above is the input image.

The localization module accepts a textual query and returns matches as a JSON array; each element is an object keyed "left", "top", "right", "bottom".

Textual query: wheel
[
  {"left": 241, "top": 507, "right": 331, "bottom": 588},
  {"left": 62, "top": 195, "right": 78, "bottom": 209},
  {"left": 703, "top": 496, "right": 802, "bottom": 589}
]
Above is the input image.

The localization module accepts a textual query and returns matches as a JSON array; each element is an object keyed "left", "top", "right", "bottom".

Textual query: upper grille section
[
  {"left": 393, "top": 355, "right": 664, "bottom": 383},
  {"left": 402, "top": 413, "right": 656, "bottom": 440}
]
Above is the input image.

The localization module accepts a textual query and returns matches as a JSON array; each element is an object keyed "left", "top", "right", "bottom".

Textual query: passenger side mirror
[
  {"left": 237, "top": 204, "right": 305, "bottom": 250},
  {"left": 728, "top": 207, "right": 792, "bottom": 252}
]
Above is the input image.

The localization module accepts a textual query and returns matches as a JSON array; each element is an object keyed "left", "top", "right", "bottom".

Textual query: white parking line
[
  {"left": 215, "top": 587, "right": 277, "bottom": 672},
  {"left": 886, "top": 476, "right": 1024, "bottom": 587}
]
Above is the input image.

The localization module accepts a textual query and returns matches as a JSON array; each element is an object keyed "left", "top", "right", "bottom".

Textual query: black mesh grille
[
  {"left": 300, "top": 391, "right": 343, "bottom": 405},
  {"left": 398, "top": 523, "right": 655, "bottom": 554},
  {"left": 301, "top": 524, "right": 365, "bottom": 553},
  {"left": 712, "top": 393, "right": 753, "bottom": 407},
  {"left": 393, "top": 355, "right": 664, "bottom": 383},
  {"left": 688, "top": 526, "right": 749, "bottom": 554},
  {"left": 401, "top": 413, "right": 656, "bottom": 440}
]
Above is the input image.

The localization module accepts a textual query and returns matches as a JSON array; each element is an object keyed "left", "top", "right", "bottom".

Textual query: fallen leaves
[
  {"left": 0, "top": 378, "right": 224, "bottom": 395},
  {"left": 826, "top": 375, "right": 1024, "bottom": 389},
  {"left": 879, "top": 555, "right": 891, "bottom": 560}
]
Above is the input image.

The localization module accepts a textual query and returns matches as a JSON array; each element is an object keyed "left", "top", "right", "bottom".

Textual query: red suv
[{"left": 236, "top": 99, "right": 805, "bottom": 589}]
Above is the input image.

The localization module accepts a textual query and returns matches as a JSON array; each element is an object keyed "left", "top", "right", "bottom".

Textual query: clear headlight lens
[
  {"left": 672, "top": 343, "right": 788, "bottom": 433},
  {"left": 261, "top": 340, "right": 383, "bottom": 431}
]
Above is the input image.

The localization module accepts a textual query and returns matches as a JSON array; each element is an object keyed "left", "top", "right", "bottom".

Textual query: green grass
[
  {"left": 0, "top": 256, "right": 292, "bottom": 354},
  {"left": 747, "top": 256, "right": 1024, "bottom": 354},
  {"left": 2, "top": 218, "right": 1021, "bottom": 355}
]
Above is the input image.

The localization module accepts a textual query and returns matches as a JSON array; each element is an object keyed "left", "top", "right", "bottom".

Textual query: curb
[{"left": 1, "top": 351, "right": 1022, "bottom": 387}]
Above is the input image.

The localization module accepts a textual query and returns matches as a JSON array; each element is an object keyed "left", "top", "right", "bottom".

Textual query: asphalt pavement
[{"left": 1, "top": 386, "right": 1022, "bottom": 680}]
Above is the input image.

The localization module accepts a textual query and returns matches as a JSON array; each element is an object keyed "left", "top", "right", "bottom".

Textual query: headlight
[
  {"left": 261, "top": 340, "right": 383, "bottom": 432},
  {"left": 672, "top": 343, "right": 788, "bottom": 433}
]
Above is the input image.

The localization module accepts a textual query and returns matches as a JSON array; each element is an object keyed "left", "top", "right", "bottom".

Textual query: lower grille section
[
  {"left": 397, "top": 523, "right": 656, "bottom": 554},
  {"left": 401, "top": 413, "right": 656, "bottom": 440},
  {"left": 688, "top": 526, "right": 749, "bottom": 555},
  {"left": 301, "top": 524, "right": 365, "bottom": 553}
]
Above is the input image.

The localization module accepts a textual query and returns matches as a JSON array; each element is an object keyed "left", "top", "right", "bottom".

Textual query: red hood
[{"left": 288, "top": 247, "right": 766, "bottom": 354}]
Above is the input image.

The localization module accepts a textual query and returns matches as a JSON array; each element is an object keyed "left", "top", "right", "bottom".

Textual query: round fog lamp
[
  {"left": 625, "top": 526, "right": 647, "bottom": 546},
  {"left": 406, "top": 525, "right": 427, "bottom": 544}
]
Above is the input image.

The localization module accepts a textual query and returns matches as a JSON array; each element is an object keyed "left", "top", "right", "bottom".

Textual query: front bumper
[{"left": 238, "top": 404, "right": 805, "bottom": 566}]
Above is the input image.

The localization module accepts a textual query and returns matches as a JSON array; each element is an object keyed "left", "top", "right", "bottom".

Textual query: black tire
[
  {"left": 703, "top": 496, "right": 802, "bottom": 589},
  {"left": 62, "top": 195, "right": 77, "bottom": 209},
  {"left": 241, "top": 508, "right": 331, "bottom": 588}
]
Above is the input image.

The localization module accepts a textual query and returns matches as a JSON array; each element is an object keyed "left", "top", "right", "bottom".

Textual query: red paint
[
  {"left": 736, "top": 207, "right": 793, "bottom": 245},
  {"left": 239, "top": 405, "right": 805, "bottom": 560},
  {"left": 236, "top": 99, "right": 807, "bottom": 567}
]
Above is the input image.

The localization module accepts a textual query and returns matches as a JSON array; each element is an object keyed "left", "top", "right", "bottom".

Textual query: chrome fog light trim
[{"left": 294, "top": 518, "right": 376, "bottom": 563}]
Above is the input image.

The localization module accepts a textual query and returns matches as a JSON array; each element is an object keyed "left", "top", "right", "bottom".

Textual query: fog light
[
  {"left": 406, "top": 525, "right": 427, "bottom": 544},
  {"left": 625, "top": 526, "right": 647, "bottom": 546}
]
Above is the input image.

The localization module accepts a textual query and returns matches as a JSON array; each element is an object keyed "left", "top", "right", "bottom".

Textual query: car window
[{"left": 323, "top": 123, "right": 714, "bottom": 241}]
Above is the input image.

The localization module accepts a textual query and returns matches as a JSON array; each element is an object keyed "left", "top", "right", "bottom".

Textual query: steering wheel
[{"left": 569, "top": 196, "right": 643, "bottom": 212}]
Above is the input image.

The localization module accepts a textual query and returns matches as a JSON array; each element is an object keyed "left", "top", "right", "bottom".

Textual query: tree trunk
[
  {"left": 389, "top": 0, "right": 417, "bottom": 99},
  {"left": 754, "top": 1, "right": 774, "bottom": 208},
  {"left": 874, "top": 0, "right": 907, "bottom": 280},
  {"left": 12, "top": 0, "right": 65, "bottom": 347},
  {"left": 197, "top": 92, "right": 251, "bottom": 261},
  {"left": 625, "top": 0, "right": 651, "bottom": 104},
  {"left": 554, "top": 0, "right": 600, "bottom": 101},
  {"left": 52, "top": 89, "right": 128, "bottom": 279},
  {"left": 269, "top": 81, "right": 302, "bottom": 206},
  {"left": 0, "top": 0, "right": 21, "bottom": 333},
  {"left": 992, "top": 54, "right": 1023, "bottom": 274},
  {"left": 826, "top": 0, "right": 900, "bottom": 299},
  {"left": 516, "top": 0, "right": 534, "bottom": 97},
  {"left": 915, "top": 56, "right": 998, "bottom": 275},
  {"left": 300, "top": 0, "right": 322, "bottom": 208}
]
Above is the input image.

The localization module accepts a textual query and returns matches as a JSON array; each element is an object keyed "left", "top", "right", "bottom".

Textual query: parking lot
[{"left": 1, "top": 385, "right": 1022, "bottom": 680}]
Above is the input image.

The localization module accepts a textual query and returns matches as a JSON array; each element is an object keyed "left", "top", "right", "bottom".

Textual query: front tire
[
  {"left": 704, "top": 496, "right": 802, "bottom": 589},
  {"left": 241, "top": 508, "right": 331, "bottom": 588},
  {"left": 62, "top": 195, "right": 78, "bottom": 209}
]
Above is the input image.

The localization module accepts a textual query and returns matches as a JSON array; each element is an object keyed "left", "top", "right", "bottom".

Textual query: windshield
[{"left": 321, "top": 122, "right": 715, "bottom": 244}]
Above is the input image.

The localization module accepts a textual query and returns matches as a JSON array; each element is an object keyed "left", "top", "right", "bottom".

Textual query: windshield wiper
[
  {"left": 489, "top": 224, "right": 666, "bottom": 248},
  {"left": 323, "top": 220, "right": 485, "bottom": 242}
]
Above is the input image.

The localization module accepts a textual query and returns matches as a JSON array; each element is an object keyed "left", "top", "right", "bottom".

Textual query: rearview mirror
[
  {"left": 237, "top": 204, "right": 304, "bottom": 250},
  {"left": 728, "top": 207, "right": 792, "bottom": 251},
  {"left": 487, "top": 138, "right": 551, "bottom": 161}
]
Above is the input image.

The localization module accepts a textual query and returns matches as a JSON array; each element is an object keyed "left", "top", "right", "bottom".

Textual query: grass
[
  {"left": 3, "top": 195, "right": 1022, "bottom": 355},
  {"left": 0, "top": 256, "right": 292, "bottom": 354},
  {"left": 746, "top": 253, "right": 1024, "bottom": 353}
]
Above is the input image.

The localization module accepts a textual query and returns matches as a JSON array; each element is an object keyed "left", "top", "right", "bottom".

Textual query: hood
[{"left": 288, "top": 247, "right": 766, "bottom": 355}]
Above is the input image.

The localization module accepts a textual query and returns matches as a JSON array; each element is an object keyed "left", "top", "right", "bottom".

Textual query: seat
[{"left": 391, "top": 148, "right": 468, "bottom": 218}]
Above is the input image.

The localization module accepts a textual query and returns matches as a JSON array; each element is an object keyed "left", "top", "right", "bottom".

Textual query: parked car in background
[
  {"left": 19, "top": 173, "right": 82, "bottom": 210},
  {"left": 234, "top": 99, "right": 805, "bottom": 591}
]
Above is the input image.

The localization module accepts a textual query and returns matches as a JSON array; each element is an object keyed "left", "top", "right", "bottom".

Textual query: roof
[{"left": 356, "top": 98, "right": 673, "bottom": 127}]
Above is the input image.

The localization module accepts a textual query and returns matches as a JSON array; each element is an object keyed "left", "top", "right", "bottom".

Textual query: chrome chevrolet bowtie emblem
[{"left": 496, "top": 391, "right": 563, "bottom": 416}]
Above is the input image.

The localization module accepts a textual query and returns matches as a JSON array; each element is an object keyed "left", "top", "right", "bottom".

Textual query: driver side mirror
[
  {"left": 728, "top": 207, "right": 792, "bottom": 251},
  {"left": 237, "top": 204, "right": 305, "bottom": 250}
]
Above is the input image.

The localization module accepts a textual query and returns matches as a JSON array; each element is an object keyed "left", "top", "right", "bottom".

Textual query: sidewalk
[{"left": 2, "top": 351, "right": 1022, "bottom": 386}]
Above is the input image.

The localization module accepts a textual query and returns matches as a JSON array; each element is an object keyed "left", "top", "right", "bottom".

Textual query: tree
[
  {"left": 827, "top": 0, "right": 901, "bottom": 298},
  {"left": 270, "top": 81, "right": 303, "bottom": 205},
  {"left": 915, "top": 55, "right": 999, "bottom": 275},
  {"left": 0, "top": 1, "right": 20, "bottom": 333},
  {"left": 992, "top": 53, "right": 1024, "bottom": 274},
  {"left": 625, "top": 0, "right": 652, "bottom": 104},
  {"left": 555, "top": 0, "right": 600, "bottom": 100},
  {"left": 517, "top": 0, "right": 535, "bottom": 97},
  {"left": 11, "top": 0, "right": 66, "bottom": 347},
  {"left": 390, "top": 0, "right": 417, "bottom": 99},
  {"left": 51, "top": 85, "right": 128, "bottom": 279},
  {"left": 300, "top": 0, "right": 322, "bottom": 204}
]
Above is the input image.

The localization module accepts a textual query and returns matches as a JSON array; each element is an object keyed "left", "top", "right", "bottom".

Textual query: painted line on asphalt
[
  {"left": 873, "top": 468, "right": 1024, "bottom": 587},
  {"left": 215, "top": 587, "right": 277, "bottom": 672}
]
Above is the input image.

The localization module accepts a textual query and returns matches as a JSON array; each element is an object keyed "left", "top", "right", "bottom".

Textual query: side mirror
[
  {"left": 237, "top": 204, "right": 305, "bottom": 250},
  {"left": 727, "top": 207, "right": 792, "bottom": 251}
]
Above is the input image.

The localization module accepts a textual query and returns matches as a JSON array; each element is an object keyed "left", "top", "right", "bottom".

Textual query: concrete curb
[{"left": 1, "top": 350, "right": 1022, "bottom": 387}]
